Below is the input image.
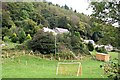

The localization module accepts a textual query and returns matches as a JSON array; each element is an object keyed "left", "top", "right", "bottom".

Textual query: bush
[
  {"left": 29, "top": 30, "right": 55, "bottom": 54},
  {"left": 95, "top": 46, "right": 107, "bottom": 54},
  {"left": 18, "top": 28, "right": 26, "bottom": 43},
  {"left": 87, "top": 42, "right": 94, "bottom": 51},
  {"left": 3, "top": 36, "right": 11, "bottom": 42},
  {"left": 23, "top": 39, "right": 32, "bottom": 50},
  {"left": 26, "top": 34, "right": 32, "bottom": 40},
  {"left": 11, "top": 33, "right": 19, "bottom": 43},
  {"left": 15, "top": 44, "right": 27, "bottom": 50},
  {"left": 71, "top": 34, "right": 90, "bottom": 55}
]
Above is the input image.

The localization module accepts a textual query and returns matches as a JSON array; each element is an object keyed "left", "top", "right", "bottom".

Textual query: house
[
  {"left": 95, "top": 44, "right": 113, "bottom": 52},
  {"left": 43, "top": 27, "right": 57, "bottom": 35},
  {"left": 94, "top": 45, "right": 104, "bottom": 48},
  {"left": 104, "top": 44, "right": 113, "bottom": 51},
  {"left": 53, "top": 28, "right": 69, "bottom": 34},
  {"left": 43, "top": 27, "right": 69, "bottom": 35}
]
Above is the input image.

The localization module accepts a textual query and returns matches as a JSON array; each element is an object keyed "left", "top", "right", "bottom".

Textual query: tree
[
  {"left": 71, "top": 33, "right": 90, "bottom": 55},
  {"left": 29, "top": 30, "right": 55, "bottom": 54},
  {"left": 91, "top": 31, "right": 103, "bottom": 42},
  {"left": 64, "top": 4, "right": 69, "bottom": 10},
  {"left": 2, "top": 10, "right": 15, "bottom": 28},
  {"left": 74, "top": 10, "right": 77, "bottom": 13},
  {"left": 90, "top": 0, "right": 120, "bottom": 24},
  {"left": 3, "top": 36, "right": 11, "bottom": 42},
  {"left": 90, "top": 0, "right": 120, "bottom": 47},
  {"left": 18, "top": 28, "right": 26, "bottom": 43},
  {"left": 21, "top": 19, "right": 37, "bottom": 36},
  {"left": 26, "top": 34, "right": 32, "bottom": 40},
  {"left": 20, "top": 10, "right": 29, "bottom": 19},
  {"left": 2, "top": 27, "right": 11, "bottom": 40},
  {"left": 11, "top": 33, "right": 19, "bottom": 43},
  {"left": 87, "top": 41, "right": 94, "bottom": 51},
  {"left": 58, "top": 16, "right": 71, "bottom": 29}
]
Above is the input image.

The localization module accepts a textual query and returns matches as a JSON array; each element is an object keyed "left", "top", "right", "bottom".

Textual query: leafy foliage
[
  {"left": 18, "top": 28, "right": 26, "bottom": 43},
  {"left": 100, "top": 59, "right": 119, "bottom": 79},
  {"left": 3, "top": 36, "right": 11, "bottom": 42},
  {"left": 29, "top": 30, "right": 55, "bottom": 54},
  {"left": 11, "top": 33, "right": 19, "bottom": 43},
  {"left": 87, "top": 42, "right": 94, "bottom": 51},
  {"left": 90, "top": 0, "right": 120, "bottom": 48},
  {"left": 2, "top": 1, "right": 119, "bottom": 50},
  {"left": 95, "top": 46, "right": 107, "bottom": 54}
]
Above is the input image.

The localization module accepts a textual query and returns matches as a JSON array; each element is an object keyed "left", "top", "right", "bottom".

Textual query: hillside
[{"left": 2, "top": 1, "right": 119, "bottom": 50}]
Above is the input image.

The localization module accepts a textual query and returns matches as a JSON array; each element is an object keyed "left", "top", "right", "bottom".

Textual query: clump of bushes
[
  {"left": 11, "top": 33, "right": 19, "bottom": 43},
  {"left": 87, "top": 41, "right": 94, "bottom": 51},
  {"left": 3, "top": 36, "right": 11, "bottom": 42},
  {"left": 28, "top": 30, "right": 90, "bottom": 55},
  {"left": 15, "top": 44, "right": 27, "bottom": 50},
  {"left": 95, "top": 46, "right": 107, "bottom": 54},
  {"left": 28, "top": 30, "right": 55, "bottom": 54}
]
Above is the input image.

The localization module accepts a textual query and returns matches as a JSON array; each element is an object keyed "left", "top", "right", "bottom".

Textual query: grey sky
[{"left": 47, "top": 0, "right": 93, "bottom": 15}]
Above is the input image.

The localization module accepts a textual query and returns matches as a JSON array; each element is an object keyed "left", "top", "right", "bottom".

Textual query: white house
[
  {"left": 94, "top": 45, "right": 105, "bottom": 48},
  {"left": 104, "top": 44, "right": 113, "bottom": 51},
  {"left": 43, "top": 27, "right": 69, "bottom": 35},
  {"left": 43, "top": 27, "right": 57, "bottom": 35},
  {"left": 53, "top": 28, "right": 69, "bottom": 34},
  {"left": 43, "top": 27, "right": 55, "bottom": 33}
]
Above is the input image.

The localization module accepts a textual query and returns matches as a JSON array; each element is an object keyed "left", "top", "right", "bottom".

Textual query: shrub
[
  {"left": 3, "top": 36, "right": 11, "bottom": 42},
  {"left": 11, "top": 33, "right": 19, "bottom": 43},
  {"left": 71, "top": 34, "right": 90, "bottom": 55},
  {"left": 87, "top": 41, "right": 94, "bottom": 51},
  {"left": 23, "top": 39, "right": 32, "bottom": 50},
  {"left": 26, "top": 34, "right": 32, "bottom": 40},
  {"left": 95, "top": 46, "right": 107, "bottom": 54},
  {"left": 15, "top": 44, "right": 27, "bottom": 50},
  {"left": 18, "top": 28, "right": 26, "bottom": 43},
  {"left": 29, "top": 30, "right": 55, "bottom": 54}
]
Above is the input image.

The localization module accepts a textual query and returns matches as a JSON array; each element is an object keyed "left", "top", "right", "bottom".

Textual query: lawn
[
  {"left": 2, "top": 51, "right": 118, "bottom": 78},
  {"left": 2, "top": 42, "right": 19, "bottom": 50}
]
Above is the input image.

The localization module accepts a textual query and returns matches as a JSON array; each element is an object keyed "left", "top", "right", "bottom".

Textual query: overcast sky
[{"left": 47, "top": 0, "right": 93, "bottom": 15}]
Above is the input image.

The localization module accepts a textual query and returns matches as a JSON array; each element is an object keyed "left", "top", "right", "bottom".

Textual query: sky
[{"left": 47, "top": 0, "right": 93, "bottom": 15}]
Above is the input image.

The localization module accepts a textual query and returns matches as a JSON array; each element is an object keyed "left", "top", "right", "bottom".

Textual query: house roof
[
  {"left": 43, "top": 27, "right": 69, "bottom": 35},
  {"left": 53, "top": 28, "right": 69, "bottom": 34},
  {"left": 43, "top": 27, "right": 55, "bottom": 33}
]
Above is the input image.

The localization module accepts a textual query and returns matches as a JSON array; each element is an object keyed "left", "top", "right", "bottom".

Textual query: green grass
[
  {"left": 2, "top": 42, "right": 19, "bottom": 49},
  {"left": 2, "top": 51, "right": 118, "bottom": 78}
]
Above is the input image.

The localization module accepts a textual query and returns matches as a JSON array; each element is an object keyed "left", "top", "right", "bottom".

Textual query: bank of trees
[{"left": 2, "top": 1, "right": 119, "bottom": 53}]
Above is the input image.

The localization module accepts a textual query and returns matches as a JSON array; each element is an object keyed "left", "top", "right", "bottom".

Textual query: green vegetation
[
  {"left": 90, "top": 0, "right": 120, "bottom": 48},
  {"left": 2, "top": 2, "right": 119, "bottom": 48},
  {"left": 29, "top": 30, "right": 55, "bottom": 54},
  {"left": 90, "top": 1, "right": 120, "bottom": 79},
  {"left": 95, "top": 47, "right": 107, "bottom": 54},
  {"left": 87, "top": 42, "right": 94, "bottom": 51},
  {"left": 1, "top": 1, "right": 119, "bottom": 79},
  {"left": 2, "top": 42, "right": 19, "bottom": 50}
]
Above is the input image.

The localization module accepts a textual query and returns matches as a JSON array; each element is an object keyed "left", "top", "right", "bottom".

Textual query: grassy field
[
  {"left": 2, "top": 42, "right": 19, "bottom": 50},
  {"left": 2, "top": 51, "right": 118, "bottom": 78}
]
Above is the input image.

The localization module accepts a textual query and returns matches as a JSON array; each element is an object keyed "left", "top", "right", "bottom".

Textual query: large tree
[
  {"left": 90, "top": 0, "right": 120, "bottom": 48},
  {"left": 90, "top": 0, "right": 120, "bottom": 24}
]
